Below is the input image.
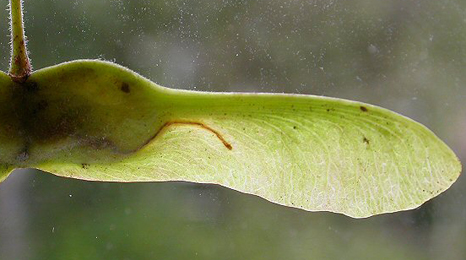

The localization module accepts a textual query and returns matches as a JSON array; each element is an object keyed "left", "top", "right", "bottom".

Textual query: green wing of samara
[{"left": 0, "top": 60, "right": 461, "bottom": 218}]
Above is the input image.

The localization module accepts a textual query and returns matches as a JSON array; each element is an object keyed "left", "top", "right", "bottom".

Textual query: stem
[{"left": 9, "top": 0, "right": 31, "bottom": 83}]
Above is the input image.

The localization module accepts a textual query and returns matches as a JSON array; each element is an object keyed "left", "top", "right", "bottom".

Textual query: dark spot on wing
[
  {"left": 360, "top": 106, "right": 368, "bottom": 112},
  {"left": 363, "top": 136, "right": 370, "bottom": 145},
  {"left": 121, "top": 82, "right": 130, "bottom": 93}
]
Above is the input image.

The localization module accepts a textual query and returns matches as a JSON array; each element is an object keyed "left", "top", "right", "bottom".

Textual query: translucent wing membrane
[{"left": 0, "top": 60, "right": 461, "bottom": 218}]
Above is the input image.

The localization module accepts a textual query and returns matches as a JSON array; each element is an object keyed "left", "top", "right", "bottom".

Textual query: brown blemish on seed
[
  {"left": 121, "top": 82, "right": 130, "bottom": 93},
  {"left": 360, "top": 106, "right": 368, "bottom": 112},
  {"left": 141, "top": 121, "right": 233, "bottom": 151}
]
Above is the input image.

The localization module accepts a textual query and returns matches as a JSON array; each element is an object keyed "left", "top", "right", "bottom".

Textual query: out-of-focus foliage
[{"left": 0, "top": 0, "right": 465, "bottom": 259}]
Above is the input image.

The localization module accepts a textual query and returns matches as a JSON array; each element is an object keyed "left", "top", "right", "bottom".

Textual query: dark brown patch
[
  {"left": 363, "top": 137, "right": 370, "bottom": 145},
  {"left": 139, "top": 121, "right": 233, "bottom": 151},
  {"left": 120, "top": 82, "right": 130, "bottom": 93},
  {"left": 32, "top": 112, "right": 80, "bottom": 143},
  {"left": 81, "top": 163, "right": 90, "bottom": 169},
  {"left": 360, "top": 106, "right": 368, "bottom": 112}
]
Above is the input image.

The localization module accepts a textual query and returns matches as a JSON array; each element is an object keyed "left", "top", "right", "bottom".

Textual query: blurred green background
[{"left": 0, "top": 0, "right": 465, "bottom": 259}]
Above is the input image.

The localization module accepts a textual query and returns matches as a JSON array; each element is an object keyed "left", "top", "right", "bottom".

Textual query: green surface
[
  {"left": 1, "top": 0, "right": 465, "bottom": 259},
  {"left": 0, "top": 60, "right": 460, "bottom": 218}
]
